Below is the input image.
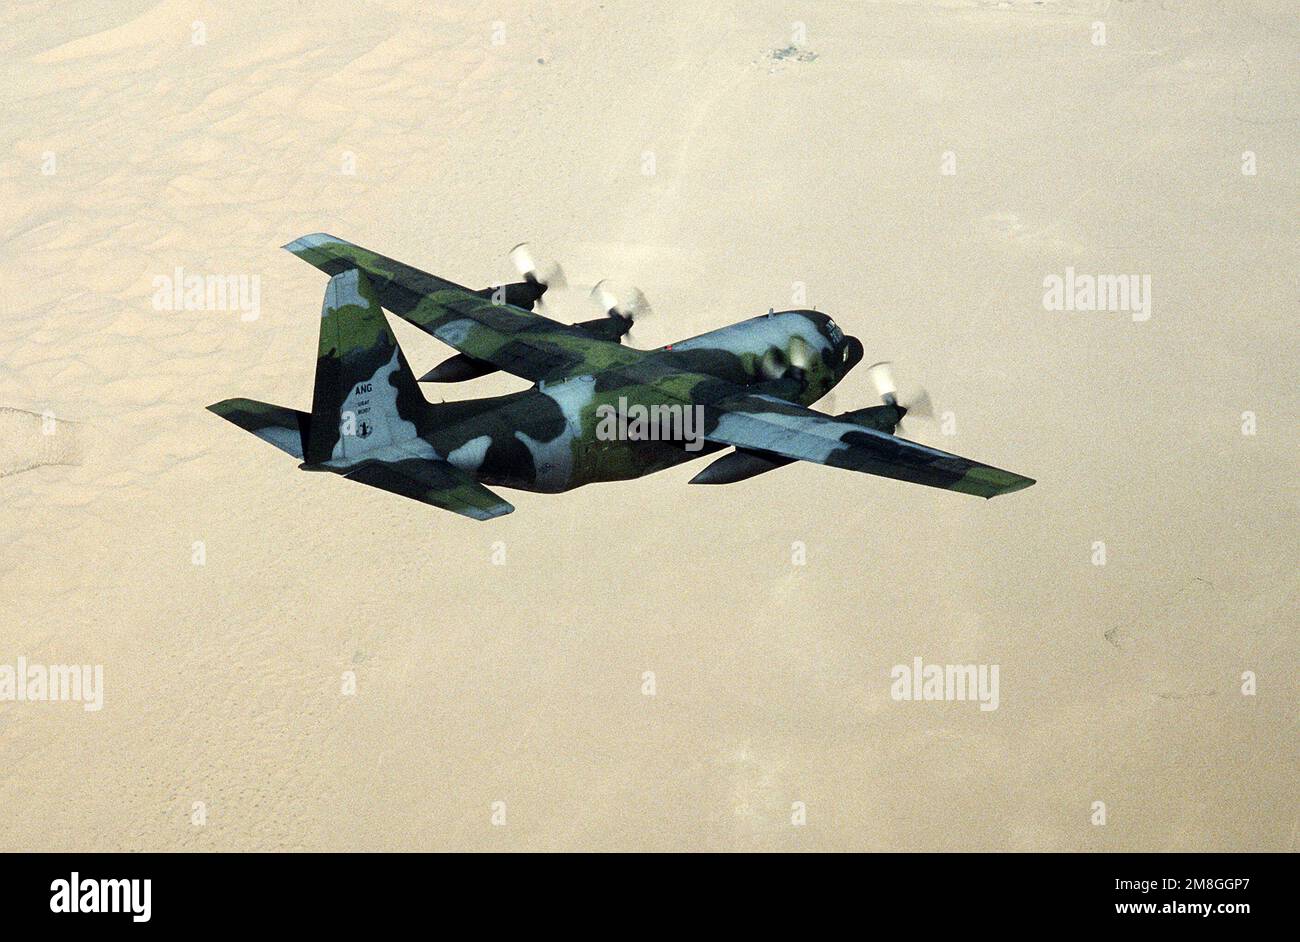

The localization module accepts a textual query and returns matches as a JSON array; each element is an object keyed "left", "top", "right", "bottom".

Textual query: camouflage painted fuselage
[{"left": 371, "top": 310, "right": 860, "bottom": 494}]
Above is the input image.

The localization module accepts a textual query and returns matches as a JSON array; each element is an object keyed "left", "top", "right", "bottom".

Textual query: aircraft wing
[
  {"left": 342, "top": 456, "right": 514, "bottom": 521},
  {"left": 284, "top": 233, "right": 638, "bottom": 383},
  {"left": 700, "top": 392, "right": 1035, "bottom": 499}
]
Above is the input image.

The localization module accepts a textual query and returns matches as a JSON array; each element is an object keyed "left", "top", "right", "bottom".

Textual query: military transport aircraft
[{"left": 208, "top": 234, "right": 1034, "bottom": 520}]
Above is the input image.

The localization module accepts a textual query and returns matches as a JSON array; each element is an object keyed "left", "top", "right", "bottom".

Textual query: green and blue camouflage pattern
[{"left": 208, "top": 234, "right": 1034, "bottom": 520}]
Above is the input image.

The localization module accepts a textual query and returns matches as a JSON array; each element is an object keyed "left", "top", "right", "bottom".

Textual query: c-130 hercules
[{"left": 208, "top": 234, "right": 1034, "bottom": 520}]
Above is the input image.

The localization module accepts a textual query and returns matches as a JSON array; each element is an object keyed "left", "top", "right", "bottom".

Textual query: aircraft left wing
[
  {"left": 284, "top": 233, "right": 639, "bottom": 383},
  {"left": 699, "top": 392, "right": 1035, "bottom": 499}
]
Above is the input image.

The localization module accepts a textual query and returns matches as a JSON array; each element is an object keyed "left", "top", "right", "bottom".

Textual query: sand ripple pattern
[{"left": 0, "top": 408, "right": 83, "bottom": 478}]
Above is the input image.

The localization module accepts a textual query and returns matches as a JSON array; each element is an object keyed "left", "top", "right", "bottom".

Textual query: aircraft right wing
[{"left": 697, "top": 391, "right": 1035, "bottom": 499}]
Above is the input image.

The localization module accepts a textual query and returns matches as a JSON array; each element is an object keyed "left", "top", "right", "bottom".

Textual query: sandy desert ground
[{"left": 0, "top": 0, "right": 1295, "bottom": 851}]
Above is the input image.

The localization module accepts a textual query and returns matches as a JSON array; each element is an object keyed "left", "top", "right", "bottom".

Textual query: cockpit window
[{"left": 826, "top": 319, "right": 843, "bottom": 344}]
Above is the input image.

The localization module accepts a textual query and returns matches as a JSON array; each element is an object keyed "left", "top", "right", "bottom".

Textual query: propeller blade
[
  {"left": 906, "top": 388, "right": 934, "bottom": 420},
  {"left": 590, "top": 280, "right": 652, "bottom": 319},
  {"left": 508, "top": 242, "right": 567, "bottom": 291},
  {"left": 857, "top": 361, "right": 935, "bottom": 434},
  {"left": 589, "top": 279, "right": 654, "bottom": 343},
  {"left": 589, "top": 279, "right": 619, "bottom": 317},
  {"left": 622, "top": 286, "right": 653, "bottom": 322},
  {"left": 865, "top": 361, "right": 899, "bottom": 406}
]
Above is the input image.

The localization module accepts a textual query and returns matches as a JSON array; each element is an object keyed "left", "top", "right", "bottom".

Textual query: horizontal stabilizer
[
  {"left": 208, "top": 398, "right": 308, "bottom": 459},
  {"left": 342, "top": 456, "right": 514, "bottom": 521}
]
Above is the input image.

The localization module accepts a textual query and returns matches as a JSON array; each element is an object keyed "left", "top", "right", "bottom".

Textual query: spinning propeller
[
  {"left": 421, "top": 243, "right": 567, "bottom": 381},
  {"left": 509, "top": 243, "right": 656, "bottom": 344},
  {"left": 507, "top": 242, "right": 567, "bottom": 314},
  {"left": 589, "top": 279, "right": 654, "bottom": 343},
  {"left": 863, "top": 360, "right": 934, "bottom": 432},
  {"left": 508, "top": 242, "right": 567, "bottom": 291},
  {"left": 427, "top": 243, "right": 658, "bottom": 380}
]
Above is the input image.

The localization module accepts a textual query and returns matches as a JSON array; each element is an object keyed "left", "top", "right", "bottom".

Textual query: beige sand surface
[{"left": 0, "top": 0, "right": 1295, "bottom": 851}]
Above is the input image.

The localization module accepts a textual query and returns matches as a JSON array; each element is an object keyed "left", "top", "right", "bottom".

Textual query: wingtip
[
  {"left": 206, "top": 398, "right": 238, "bottom": 416},
  {"left": 467, "top": 502, "right": 515, "bottom": 520},
  {"left": 282, "top": 232, "right": 349, "bottom": 254},
  {"left": 988, "top": 476, "right": 1036, "bottom": 499}
]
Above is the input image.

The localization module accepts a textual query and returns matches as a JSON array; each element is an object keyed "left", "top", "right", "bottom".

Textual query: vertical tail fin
[{"left": 305, "top": 268, "right": 426, "bottom": 464}]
